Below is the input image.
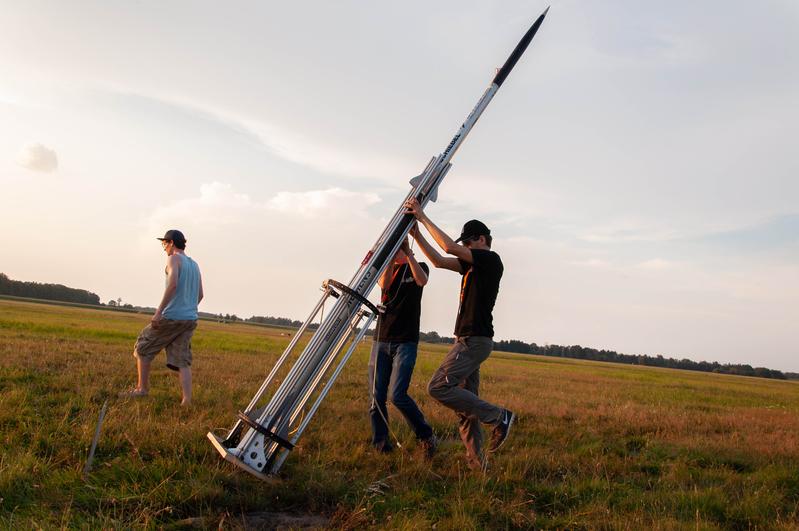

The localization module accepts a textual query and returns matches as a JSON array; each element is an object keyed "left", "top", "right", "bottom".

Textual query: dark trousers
[
  {"left": 428, "top": 336, "right": 503, "bottom": 461},
  {"left": 368, "top": 341, "right": 433, "bottom": 449}
]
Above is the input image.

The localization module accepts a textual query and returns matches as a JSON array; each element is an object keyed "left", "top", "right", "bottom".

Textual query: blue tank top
[{"left": 162, "top": 254, "right": 200, "bottom": 320}]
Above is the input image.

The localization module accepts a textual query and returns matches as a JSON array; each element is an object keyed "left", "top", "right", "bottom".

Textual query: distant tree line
[
  {"left": 419, "top": 330, "right": 455, "bottom": 344},
  {"left": 107, "top": 297, "right": 135, "bottom": 309},
  {"left": 3, "top": 271, "right": 793, "bottom": 381},
  {"left": 234, "top": 321, "right": 795, "bottom": 381},
  {"left": 0, "top": 272, "right": 100, "bottom": 305},
  {"left": 247, "top": 315, "right": 302, "bottom": 327},
  {"left": 245, "top": 315, "right": 319, "bottom": 330},
  {"left": 493, "top": 339, "right": 790, "bottom": 380}
]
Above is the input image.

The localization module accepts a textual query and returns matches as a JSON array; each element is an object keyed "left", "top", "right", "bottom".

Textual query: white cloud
[
  {"left": 267, "top": 187, "right": 381, "bottom": 218},
  {"left": 576, "top": 220, "right": 682, "bottom": 244},
  {"left": 635, "top": 258, "right": 676, "bottom": 270},
  {"left": 243, "top": 117, "right": 415, "bottom": 182},
  {"left": 17, "top": 143, "right": 58, "bottom": 172},
  {"left": 147, "top": 181, "right": 253, "bottom": 232},
  {"left": 139, "top": 182, "right": 388, "bottom": 323},
  {"left": 146, "top": 183, "right": 382, "bottom": 237},
  {"left": 569, "top": 258, "right": 610, "bottom": 268},
  {"left": 110, "top": 91, "right": 416, "bottom": 183}
]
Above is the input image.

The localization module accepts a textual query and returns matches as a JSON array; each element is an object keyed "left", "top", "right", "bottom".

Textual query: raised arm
[
  {"left": 377, "top": 255, "right": 394, "bottom": 290},
  {"left": 400, "top": 238, "right": 428, "bottom": 286},
  {"left": 405, "top": 199, "right": 474, "bottom": 265},
  {"left": 409, "top": 222, "right": 462, "bottom": 273}
]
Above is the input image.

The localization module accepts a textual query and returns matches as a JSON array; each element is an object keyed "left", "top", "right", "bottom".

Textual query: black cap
[
  {"left": 157, "top": 229, "right": 186, "bottom": 244},
  {"left": 455, "top": 220, "right": 490, "bottom": 243}
]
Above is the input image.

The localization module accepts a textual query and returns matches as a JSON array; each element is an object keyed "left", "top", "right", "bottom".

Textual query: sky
[{"left": 1, "top": 1, "right": 797, "bottom": 370}]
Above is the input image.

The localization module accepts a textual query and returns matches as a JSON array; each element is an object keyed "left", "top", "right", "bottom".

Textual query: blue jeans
[{"left": 368, "top": 341, "right": 433, "bottom": 450}]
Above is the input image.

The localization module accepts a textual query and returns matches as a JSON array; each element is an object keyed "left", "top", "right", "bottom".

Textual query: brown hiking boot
[{"left": 419, "top": 434, "right": 438, "bottom": 460}]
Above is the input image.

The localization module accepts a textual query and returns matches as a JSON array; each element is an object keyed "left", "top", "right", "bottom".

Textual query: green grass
[{"left": 1, "top": 299, "right": 798, "bottom": 529}]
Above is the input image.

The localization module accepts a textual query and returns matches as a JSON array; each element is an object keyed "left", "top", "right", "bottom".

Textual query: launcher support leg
[
  {"left": 271, "top": 310, "right": 376, "bottom": 473},
  {"left": 207, "top": 289, "right": 376, "bottom": 479},
  {"left": 219, "top": 288, "right": 331, "bottom": 449}
]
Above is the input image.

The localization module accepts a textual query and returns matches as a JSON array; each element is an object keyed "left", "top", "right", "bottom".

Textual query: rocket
[{"left": 208, "top": 7, "right": 550, "bottom": 479}]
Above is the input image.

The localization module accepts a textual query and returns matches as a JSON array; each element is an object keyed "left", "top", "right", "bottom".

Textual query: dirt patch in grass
[{"left": 174, "top": 511, "right": 329, "bottom": 529}]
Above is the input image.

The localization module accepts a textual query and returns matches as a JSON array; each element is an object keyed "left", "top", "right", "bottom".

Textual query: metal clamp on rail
[
  {"left": 237, "top": 411, "right": 295, "bottom": 450},
  {"left": 323, "top": 279, "right": 382, "bottom": 315}
]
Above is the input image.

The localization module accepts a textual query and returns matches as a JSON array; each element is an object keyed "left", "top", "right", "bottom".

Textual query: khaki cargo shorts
[{"left": 134, "top": 319, "right": 198, "bottom": 371}]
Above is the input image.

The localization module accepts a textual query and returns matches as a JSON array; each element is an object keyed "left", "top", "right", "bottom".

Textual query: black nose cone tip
[{"left": 492, "top": 6, "right": 550, "bottom": 88}]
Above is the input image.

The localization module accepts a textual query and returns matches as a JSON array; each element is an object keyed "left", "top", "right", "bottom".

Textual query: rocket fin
[{"left": 409, "top": 174, "right": 438, "bottom": 202}]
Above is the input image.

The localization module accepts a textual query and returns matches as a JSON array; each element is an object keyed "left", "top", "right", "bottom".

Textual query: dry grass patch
[{"left": 1, "top": 299, "right": 799, "bottom": 528}]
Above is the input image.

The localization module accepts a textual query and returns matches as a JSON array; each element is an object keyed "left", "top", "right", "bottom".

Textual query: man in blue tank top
[{"left": 122, "top": 229, "right": 203, "bottom": 406}]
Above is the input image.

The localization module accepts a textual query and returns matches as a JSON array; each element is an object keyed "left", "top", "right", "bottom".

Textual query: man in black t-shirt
[
  {"left": 405, "top": 198, "right": 515, "bottom": 469},
  {"left": 368, "top": 238, "right": 436, "bottom": 457}
]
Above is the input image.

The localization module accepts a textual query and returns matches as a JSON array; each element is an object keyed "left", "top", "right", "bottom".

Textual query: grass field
[{"left": 1, "top": 299, "right": 798, "bottom": 529}]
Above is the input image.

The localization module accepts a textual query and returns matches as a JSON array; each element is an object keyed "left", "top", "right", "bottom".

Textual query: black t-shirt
[
  {"left": 376, "top": 262, "right": 429, "bottom": 343},
  {"left": 454, "top": 249, "right": 503, "bottom": 338}
]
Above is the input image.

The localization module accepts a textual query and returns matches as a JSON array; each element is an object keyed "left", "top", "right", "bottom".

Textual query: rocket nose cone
[{"left": 491, "top": 7, "right": 550, "bottom": 87}]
